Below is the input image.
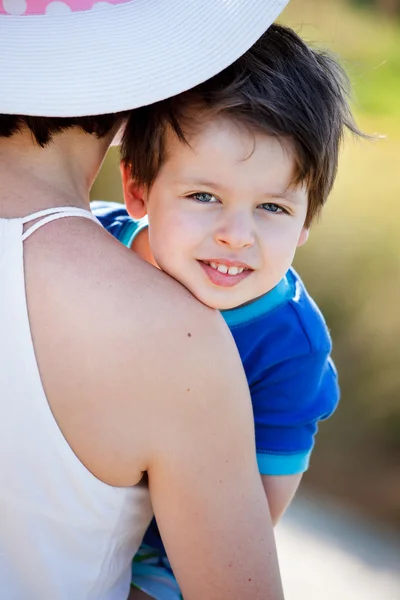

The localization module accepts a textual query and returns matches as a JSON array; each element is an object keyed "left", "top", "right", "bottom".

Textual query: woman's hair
[
  {"left": 0, "top": 113, "right": 127, "bottom": 147},
  {"left": 121, "top": 24, "right": 364, "bottom": 227}
]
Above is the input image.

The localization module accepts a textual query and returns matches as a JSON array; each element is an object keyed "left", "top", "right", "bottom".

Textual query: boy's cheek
[{"left": 149, "top": 224, "right": 179, "bottom": 265}]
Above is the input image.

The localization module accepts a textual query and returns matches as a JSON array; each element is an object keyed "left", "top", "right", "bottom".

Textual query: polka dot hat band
[
  {"left": 0, "top": 0, "right": 290, "bottom": 116},
  {"left": 0, "top": 0, "right": 130, "bottom": 15}
]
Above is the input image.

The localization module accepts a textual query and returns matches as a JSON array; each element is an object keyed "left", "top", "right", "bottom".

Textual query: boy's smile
[
  {"left": 199, "top": 259, "right": 253, "bottom": 288},
  {"left": 128, "top": 116, "right": 309, "bottom": 310}
]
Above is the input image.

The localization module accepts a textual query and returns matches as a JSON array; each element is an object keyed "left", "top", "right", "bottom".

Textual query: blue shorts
[{"left": 131, "top": 543, "right": 182, "bottom": 600}]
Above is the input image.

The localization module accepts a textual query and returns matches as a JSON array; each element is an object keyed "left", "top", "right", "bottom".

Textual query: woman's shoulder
[{"left": 43, "top": 223, "right": 235, "bottom": 484}]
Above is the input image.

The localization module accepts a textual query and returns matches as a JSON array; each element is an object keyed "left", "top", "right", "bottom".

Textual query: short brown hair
[
  {"left": 0, "top": 114, "right": 127, "bottom": 147},
  {"left": 121, "top": 24, "right": 363, "bottom": 227}
]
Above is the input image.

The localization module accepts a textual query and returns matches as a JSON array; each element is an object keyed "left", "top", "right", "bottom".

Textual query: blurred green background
[{"left": 92, "top": 0, "right": 400, "bottom": 527}]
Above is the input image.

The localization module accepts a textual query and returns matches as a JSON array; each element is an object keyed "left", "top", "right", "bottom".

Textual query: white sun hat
[{"left": 0, "top": 0, "right": 290, "bottom": 117}]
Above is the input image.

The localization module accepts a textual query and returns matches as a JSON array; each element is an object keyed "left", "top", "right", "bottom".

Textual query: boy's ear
[
  {"left": 297, "top": 227, "right": 309, "bottom": 247},
  {"left": 120, "top": 162, "right": 148, "bottom": 219}
]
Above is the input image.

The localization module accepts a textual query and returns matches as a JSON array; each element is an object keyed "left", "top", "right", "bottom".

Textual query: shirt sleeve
[
  {"left": 90, "top": 200, "right": 127, "bottom": 237},
  {"left": 252, "top": 352, "right": 339, "bottom": 476},
  {"left": 91, "top": 201, "right": 148, "bottom": 247}
]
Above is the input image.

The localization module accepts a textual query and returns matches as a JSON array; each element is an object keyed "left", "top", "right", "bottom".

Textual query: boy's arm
[
  {"left": 252, "top": 354, "right": 339, "bottom": 525},
  {"left": 261, "top": 473, "right": 302, "bottom": 525}
]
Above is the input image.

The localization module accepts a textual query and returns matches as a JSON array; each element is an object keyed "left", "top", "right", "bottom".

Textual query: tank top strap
[{"left": 21, "top": 206, "right": 101, "bottom": 241}]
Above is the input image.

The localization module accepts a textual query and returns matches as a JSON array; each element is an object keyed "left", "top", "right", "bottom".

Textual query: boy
[{"left": 93, "top": 24, "right": 361, "bottom": 599}]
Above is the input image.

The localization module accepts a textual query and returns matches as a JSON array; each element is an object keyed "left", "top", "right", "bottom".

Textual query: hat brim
[{"left": 0, "top": 0, "right": 289, "bottom": 117}]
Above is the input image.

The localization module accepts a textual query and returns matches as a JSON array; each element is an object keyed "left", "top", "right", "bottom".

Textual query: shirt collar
[{"left": 221, "top": 273, "right": 294, "bottom": 327}]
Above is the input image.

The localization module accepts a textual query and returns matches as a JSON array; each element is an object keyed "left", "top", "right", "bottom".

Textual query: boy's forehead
[
  {"left": 167, "top": 114, "right": 255, "bottom": 151},
  {"left": 163, "top": 116, "right": 300, "bottom": 189}
]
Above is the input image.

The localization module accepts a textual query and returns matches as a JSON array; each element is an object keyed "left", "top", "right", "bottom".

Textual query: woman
[{"left": 0, "top": 1, "right": 288, "bottom": 598}]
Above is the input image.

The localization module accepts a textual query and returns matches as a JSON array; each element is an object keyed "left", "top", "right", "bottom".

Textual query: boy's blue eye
[
  {"left": 190, "top": 192, "right": 218, "bottom": 204},
  {"left": 260, "top": 203, "right": 284, "bottom": 214}
]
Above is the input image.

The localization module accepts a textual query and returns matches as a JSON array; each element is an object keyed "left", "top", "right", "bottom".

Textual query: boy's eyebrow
[
  {"left": 175, "top": 178, "right": 223, "bottom": 190},
  {"left": 262, "top": 189, "right": 301, "bottom": 203}
]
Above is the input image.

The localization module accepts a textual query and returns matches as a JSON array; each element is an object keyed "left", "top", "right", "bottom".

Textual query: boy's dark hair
[
  {"left": 0, "top": 114, "right": 127, "bottom": 147},
  {"left": 121, "top": 24, "right": 362, "bottom": 227}
]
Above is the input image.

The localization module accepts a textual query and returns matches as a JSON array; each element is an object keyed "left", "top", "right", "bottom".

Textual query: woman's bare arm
[{"left": 136, "top": 300, "right": 284, "bottom": 600}]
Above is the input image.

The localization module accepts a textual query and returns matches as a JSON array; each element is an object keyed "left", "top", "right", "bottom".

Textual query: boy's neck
[{"left": 130, "top": 227, "right": 158, "bottom": 268}]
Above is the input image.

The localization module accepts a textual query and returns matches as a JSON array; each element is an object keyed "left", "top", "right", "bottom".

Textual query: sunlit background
[{"left": 92, "top": 0, "right": 400, "bottom": 597}]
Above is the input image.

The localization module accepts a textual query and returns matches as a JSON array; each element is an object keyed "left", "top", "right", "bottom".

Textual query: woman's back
[{"left": 0, "top": 208, "right": 153, "bottom": 599}]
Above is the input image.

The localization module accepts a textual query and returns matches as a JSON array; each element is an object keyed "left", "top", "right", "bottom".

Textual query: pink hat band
[{"left": 0, "top": 0, "right": 130, "bottom": 15}]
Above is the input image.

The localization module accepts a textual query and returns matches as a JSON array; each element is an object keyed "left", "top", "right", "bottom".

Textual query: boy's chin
[{"left": 194, "top": 291, "right": 248, "bottom": 312}]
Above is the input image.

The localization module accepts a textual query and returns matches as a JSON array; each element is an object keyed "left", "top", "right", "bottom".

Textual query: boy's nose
[{"left": 214, "top": 213, "right": 255, "bottom": 249}]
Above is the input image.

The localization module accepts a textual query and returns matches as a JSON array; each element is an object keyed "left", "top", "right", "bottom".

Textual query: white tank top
[{"left": 0, "top": 208, "right": 153, "bottom": 600}]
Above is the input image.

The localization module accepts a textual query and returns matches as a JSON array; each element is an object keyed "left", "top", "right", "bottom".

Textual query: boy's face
[{"left": 136, "top": 117, "right": 309, "bottom": 310}]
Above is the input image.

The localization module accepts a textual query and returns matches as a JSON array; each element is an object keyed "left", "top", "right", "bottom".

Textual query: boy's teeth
[{"left": 208, "top": 262, "right": 245, "bottom": 275}]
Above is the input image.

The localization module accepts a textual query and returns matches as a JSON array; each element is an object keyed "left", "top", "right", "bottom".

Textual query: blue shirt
[{"left": 92, "top": 201, "right": 340, "bottom": 476}]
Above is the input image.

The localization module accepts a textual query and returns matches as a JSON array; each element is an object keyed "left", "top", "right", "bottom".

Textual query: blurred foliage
[
  {"left": 92, "top": 0, "right": 400, "bottom": 525},
  {"left": 280, "top": 0, "right": 400, "bottom": 525},
  {"left": 352, "top": 0, "right": 400, "bottom": 18}
]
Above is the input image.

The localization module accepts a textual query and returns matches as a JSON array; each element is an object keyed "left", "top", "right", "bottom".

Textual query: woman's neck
[{"left": 0, "top": 127, "right": 113, "bottom": 217}]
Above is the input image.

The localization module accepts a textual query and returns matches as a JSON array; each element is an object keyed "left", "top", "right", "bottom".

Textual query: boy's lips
[{"left": 198, "top": 259, "right": 253, "bottom": 288}]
